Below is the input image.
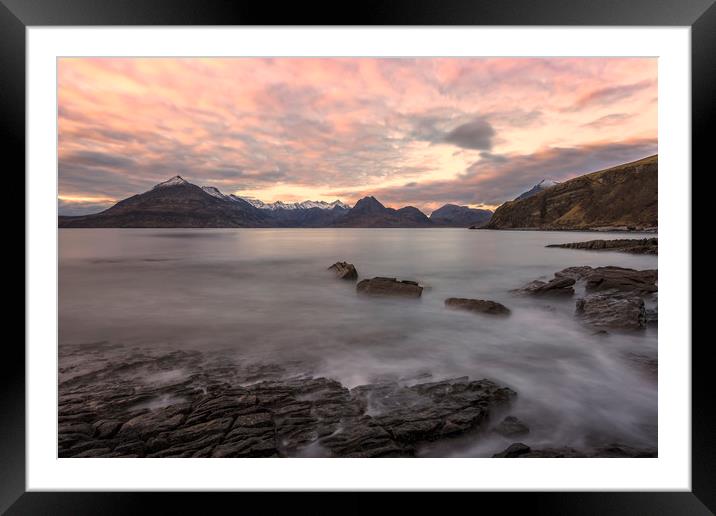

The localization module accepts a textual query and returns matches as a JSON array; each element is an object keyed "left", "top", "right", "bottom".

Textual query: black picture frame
[{"left": 5, "top": 0, "right": 709, "bottom": 512}]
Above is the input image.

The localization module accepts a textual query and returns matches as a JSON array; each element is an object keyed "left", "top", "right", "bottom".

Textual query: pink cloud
[{"left": 58, "top": 57, "right": 657, "bottom": 212}]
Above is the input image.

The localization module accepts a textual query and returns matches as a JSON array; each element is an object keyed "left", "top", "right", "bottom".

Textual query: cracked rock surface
[{"left": 59, "top": 345, "right": 516, "bottom": 458}]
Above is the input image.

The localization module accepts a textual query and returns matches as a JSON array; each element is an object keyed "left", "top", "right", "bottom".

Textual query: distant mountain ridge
[
  {"left": 334, "top": 196, "right": 433, "bottom": 227},
  {"left": 429, "top": 204, "right": 493, "bottom": 227},
  {"left": 59, "top": 178, "right": 484, "bottom": 228},
  {"left": 484, "top": 155, "right": 658, "bottom": 230}
]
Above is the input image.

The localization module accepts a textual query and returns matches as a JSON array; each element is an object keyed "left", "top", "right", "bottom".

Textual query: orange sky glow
[{"left": 58, "top": 57, "right": 657, "bottom": 215}]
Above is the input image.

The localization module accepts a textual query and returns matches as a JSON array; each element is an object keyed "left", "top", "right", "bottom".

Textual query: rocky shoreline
[
  {"left": 59, "top": 258, "right": 658, "bottom": 458},
  {"left": 59, "top": 347, "right": 520, "bottom": 458},
  {"left": 546, "top": 238, "right": 657, "bottom": 255}
]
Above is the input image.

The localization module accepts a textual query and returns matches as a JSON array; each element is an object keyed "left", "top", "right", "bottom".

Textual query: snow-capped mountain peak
[
  {"left": 201, "top": 186, "right": 228, "bottom": 199},
  {"left": 514, "top": 178, "right": 560, "bottom": 201},
  {"left": 230, "top": 195, "right": 350, "bottom": 211},
  {"left": 153, "top": 176, "right": 189, "bottom": 189},
  {"left": 538, "top": 179, "right": 559, "bottom": 188}
]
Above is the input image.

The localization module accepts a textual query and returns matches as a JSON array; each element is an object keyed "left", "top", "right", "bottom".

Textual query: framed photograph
[{"left": 8, "top": 0, "right": 710, "bottom": 512}]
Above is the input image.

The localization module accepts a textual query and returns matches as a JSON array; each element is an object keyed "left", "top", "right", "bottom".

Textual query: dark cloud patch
[
  {"left": 408, "top": 113, "right": 496, "bottom": 150},
  {"left": 479, "top": 151, "right": 508, "bottom": 164},
  {"left": 443, "top": 118, "right": 495, "bottom": 150},
  {"left": 568, "top": 80, "right": 653, "bottom": 111}
]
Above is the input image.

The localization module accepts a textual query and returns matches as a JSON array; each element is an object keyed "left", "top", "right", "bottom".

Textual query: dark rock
[
  {"left": 517, "top": 447, "right": 584, "bottom": 458},
  {"left": 554, "top": 266, "right": 596, "bottom": 280},
  {"left": 93, "top": 420, "right": 123, "bottom": 439},
  {"left": 517, "top": 276, "right": 575, "bottom": 296},
  {"left": 445, "top": 298, "right": 510, "bottom": 315},
  {"left": 496, "top": 443, "right": 657, "bottom": 458},
  {"left": 213, "top": 427, "right": 277, "bottom": 457},
  {"left": 167, "top": 417, "right": 234, "bottom": 446},
  {"left": 72, "top": 448, "right": 113, "bottom": 458},
  {"left": 59, "top": 422, "right": 93, "bottom": 436},
  {"left": 356, "top": 277, "right": 423, "bottom": 298},
  {"left": 114, "top": 441, "right": 146, "bottom": 455},
  {"left": 58, "top": 347, "right": 519, "bottom": 458},
  {"left": 234, "top": 411, "right": 273, "bottom": 429},
  {"left": 118, "top": 408, "right": 185, "bottom": 439},
  {"left": 328, "top": 261, "right": 358, "bottom": 281},
  {"left": 185, "top": 392, "right": 254, "bottom": 426},
  {"left": 547, "top": 238, "right": 657, "bottom": 255},
  {"left": 493, "top": 442, "right": 531, "bottom": 457},
  {"left": 319, "top": 417, "right": 407, "bottom": 457},
  {"left": 576, "top": 295, "right": 646, "bottom": 330},
  {"left": 584, "top": 267, "right": 657, "bottom": 294},
  {"left": 494, "top": 416, "right": 530, "bottom": 437},
  {"left": 591, "top": 443, "right": 657, "bottom": 458},
  {"left": 353, "top": 378, "right": 516, "bottom": 447}
]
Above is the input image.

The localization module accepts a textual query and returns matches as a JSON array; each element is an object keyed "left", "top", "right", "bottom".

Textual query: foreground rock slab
[
  {"left": 356, "top": 277, "right": 423, "bottom": 298},
  {"left": 328, "top": 261, "right": 358, "bottom": 281},
  {"left": 576, "top": 294, "right": 646, "bottom": 330},
  {"left": 58, "top": 347, "right": 516, "bottom": 458},
  {"left": 546, "top": 238, "right": 657, "bottom": 255},
  {"left": 445, "top": 298, "right": 510, "bottom": 315}
]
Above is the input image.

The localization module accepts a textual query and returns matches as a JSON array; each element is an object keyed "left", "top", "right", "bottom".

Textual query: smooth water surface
[{"left": 59, "top": 228, "right": 658, "bottom": 456}]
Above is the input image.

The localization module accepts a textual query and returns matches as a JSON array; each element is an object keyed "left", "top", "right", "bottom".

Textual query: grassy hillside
[{"left": 485, "top": 155, "right": 657, "bottom": 230}]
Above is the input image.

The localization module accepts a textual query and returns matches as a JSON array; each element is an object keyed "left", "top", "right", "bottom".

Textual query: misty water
[{"left": 59, "top": 228, "right": 658, "bottom": 456}]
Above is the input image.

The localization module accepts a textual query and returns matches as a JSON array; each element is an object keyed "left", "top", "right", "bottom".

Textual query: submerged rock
[
  {"left": 493, "top": 442, "right": 657, "bottom": 458},
  {"left": 493, "top": 416, "right": 529, "bottom": 437},
  {"left": 445, "top": 298, "right": 510, "bottom": 315},
  {"left": 493, "top": 442, "right": 531, "bottom": 457},
  {"left": 623, "top": 352, "right": 658, "bottom": 381},
  {"left": 575, "top": 294, "right": 646, "bottom": 330},
  {"left": 328, "top": 261, "right": 358, "bottom": 281},
  {"left": 356, "top": 277, "right": 423, "bottom": 298}
]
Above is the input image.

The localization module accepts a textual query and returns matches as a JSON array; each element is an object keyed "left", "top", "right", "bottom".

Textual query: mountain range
[
  {"left": 485, "top": 154, "right": 657, "bottom": 230},
  {"left": 58, "top": 177, "right": 492, "bottom": 228},
  {"left": 58, "top": 154, "right": 657, "bottom": 230}
]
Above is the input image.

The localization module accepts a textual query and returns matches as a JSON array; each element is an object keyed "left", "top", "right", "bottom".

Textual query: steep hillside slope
[{"left": 484, "top": 155, "right": 657, "bottom": 230}]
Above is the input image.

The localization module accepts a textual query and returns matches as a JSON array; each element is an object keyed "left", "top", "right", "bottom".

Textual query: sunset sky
[{"left": 58, "top": 57, "right": 657, "bottom": 215}]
